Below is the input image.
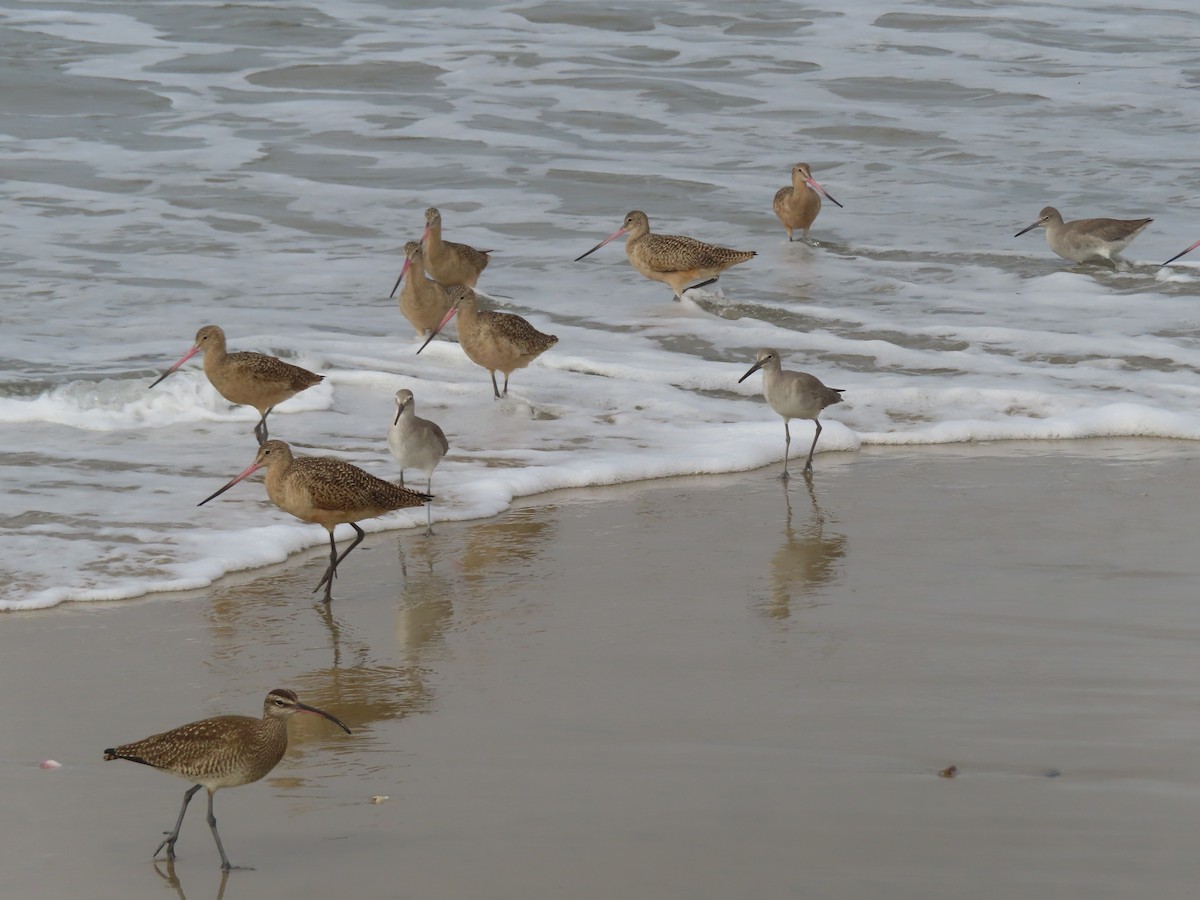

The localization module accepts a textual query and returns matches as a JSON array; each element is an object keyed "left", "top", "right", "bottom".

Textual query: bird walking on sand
[
  {"left": 1162, "top": 239, "right": 1200, "bottom": 267},
  {"left": 417, "top": 285, "right": 557, "bottom": 399},
  {"left": 575, "top": 210, "right": 756, "bottom": 300},
  {"left": 389, "top": 241, "right": 454, "bottom": 337},
  {"left": 1014, "top": 206, "right": 1152, "bottom": 265},
  {"left": 739, "top": 348, "right": 844, "bottom": 479},
  {"left": 149, "top": 325, "right": 322, "bottom": 446},
  {"left": 388, "top": 389, "right": 449, "bottom": 535},
  {"left": 773, "top": 162, "right": 844, "bottom": 243},
  {"left": 104, "top": 689, "right": 350, "bottom": 870},
  {"left": 416, "top": 207, "right": 491, "bottom": 287},
  {"left": 199, "top": 440, "right": 432, "bottom": 602}
]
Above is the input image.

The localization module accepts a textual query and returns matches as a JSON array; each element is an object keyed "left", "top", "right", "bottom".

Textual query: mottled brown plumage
[
  {"left": 149, "top": 325, "right": 322, "bottom": 445},
  {"left": 575, "top": 210, "right": 756, "bottom": 299},
  {"left": 421, "top": 207, "right": 491, "bottom": 287},
  {"left": 417, "top": 285, "right": 558, "bottom": 399},
  {"left": 104, "top": 688, "right": 350, "bottom": 869},
  {"left": 198, "top": 440, "right": 432, "bottom": 601},
  {"left": 1015, "top": 206, "right": 1152, "bottom": 264},
  {"left": 772, "top": 162, "right": 843, "bottom": 243},
  {"left": 389, "top": 241, "right": 454, "bottom": 336}
]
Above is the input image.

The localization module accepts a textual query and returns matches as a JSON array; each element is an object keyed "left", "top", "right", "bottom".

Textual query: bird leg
[
  {"left": 490, "top": 371, "right": 502, "bottom": 400},
  {"left": 205, "top": 789, "right": 235, "bottom": 871},
  {"left": 425, "top": 476, "right": 435, "bottom": 536},
  {"left": 314, "top": 523, "right": 367, "bottom": 602},
  {"left": 683, "top": 276, "right": 719, "bottom": 295},
  {"left": 154, "top": 783, "right": 203, "bottom": 861},
  {"left": 253, "top": 407, "right": 274, "bottom": 447},
  {"left": 502, "top": 373, "right": 511, "bottom": 397},
  {"left": 804, "top": 419, "right": 823, "bottom": 474},
  {"left": 780, "top": 421, "right": 792, "bottom": 481}
]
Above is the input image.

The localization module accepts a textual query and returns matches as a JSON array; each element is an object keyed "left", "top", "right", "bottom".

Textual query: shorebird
[
  {"left": 388, "top": 389, "right": 449, "bottom": 535},
  {"left": 389, "top": 241, "right": 454, "bottom": 337},
  {"left": 417, "top": 285, "right": 557, "bottom": 399},
  {"left": 418, "top": 207, "right": 491, "bottom": 287},
  {"left": 738, "top": 348, "right": 844, "bottom": 479},
  {"left": 149, "top": 325, "right": 322, "bottom": 446},
  {"left": 1162, "top": 239, "right": 1200, "bottom": 267},
  {"left": 773, "top": 162, "right": 844, "bottom": 243},
  {"left": 104, "top": 689, "right": 350, "bottom": 870},
  {"left": 574, "top": 210, "right": 756, "bottom": 299},
  {"left": 199, "top": 440, "right": 432, "bottom": 602},
  {"left": 1014, "top": 206, "right": 1152, "bottom": 264}
]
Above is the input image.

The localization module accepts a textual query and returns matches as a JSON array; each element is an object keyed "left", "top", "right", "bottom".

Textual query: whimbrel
[
  {"left": 1162, "top": 239, "right": 1200, "bottom": 267},
  {"left": 1015, "top": 206, "right": 1152, "bottom": 264},
  {"left": 198, "top": 440, "right": 432, "bottom": 601},
  {"left": 389, "top": 241, "right": 454, "bottom": 336},
  {"left": 739, "top": 348, "right": 844, "bottom": 479},
  {"left": 149, "top": 325, "right": 322, "bottom": 445},
  {"left": 773, "top": 162, "right": 843, "bottom": 243},
  {"left": 416, "top": 285, "right": 557, "bottom": 399},
  {"left": 419, "top": 207, "right": 491, "bottom": 287},
  {"left": 574, "top": 210, "right": 756, "bottom": 299},
  {"left": 388, "top": 388, "right": 449, "bottom": 535},
  {"left": 104, "top": 688, "right": 350, "bottom": 870}
]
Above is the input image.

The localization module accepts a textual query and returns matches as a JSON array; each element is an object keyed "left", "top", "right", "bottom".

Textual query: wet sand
[{"left": 5, "top": 440, "right": 1200, "bottom": 899}]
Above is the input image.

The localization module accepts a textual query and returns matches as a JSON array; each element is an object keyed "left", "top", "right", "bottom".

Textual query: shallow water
[{"left": 3, "top": 0, "right": 1200, "bottom": 608}]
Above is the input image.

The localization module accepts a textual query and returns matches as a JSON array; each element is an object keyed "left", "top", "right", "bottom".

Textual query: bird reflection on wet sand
[
  {"left": 764, "top": 476, "right": 848, "bottom": 619},
  {"left": 153, "top": 860, "right": 229, "bottom": 900}
]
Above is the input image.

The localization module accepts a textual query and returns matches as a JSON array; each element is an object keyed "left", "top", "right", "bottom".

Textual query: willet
[
  {"left": 388, "top": 388, "right": 449, "bottom": 535},
  {"left": 416, "top": 285, "right": 557, "bottom": 399},
  {"left": 1014, "top": 206, "right": 1152, "bottom": 264},
  {"left": 773, "top": 162, "right": 843, "bottom": 243},
  {"left": 1161, "top": 239, "right": 1200, "bottom": 267},
  {"left": 198, "top": 440, "right": 432, "bottom": 602},
  {"left": 149, "top": 325, "right": 322, "bottom": 446},
  {"left": 575, "top": 210, "right": 756, "bottom": 299},
  {"left": 419, "top": 207, "right": 491, "bottom": 287},
  {"left": 389, "top": 240, "right": 454, "bottom": 336},
  {"left": 739, "top": 348, "right": 844, "bottom": 479},
  {"left": 104, "top": 689, "right": 350, "bottom": 870}
]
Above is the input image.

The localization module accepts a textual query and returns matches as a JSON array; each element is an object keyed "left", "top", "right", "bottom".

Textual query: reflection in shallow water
[
  {"left": 153, "top": 860, "right": 228, "bottom": 900},
  {"left": 460, "top": 505, "right": 558, "bottom": 593},
  {"left": 395, "top": 538, "right": 456, "bottom": 661},
  {"left": 765, "top": 477, "right": 848, "bottom": 620}
]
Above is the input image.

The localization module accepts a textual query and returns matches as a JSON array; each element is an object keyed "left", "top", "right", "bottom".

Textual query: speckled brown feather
[
  {"left": 397, "top": 241, "right": 453, "bottom": 336},
  {"left": 194, "top": 325, "right": 322, "bottom": 415},
  {"left": 103, "top": 689, "right": 339, "bottom": 790},
  {"left": 254, "top": 441, "right": 431, "bottom": 529},
  {"left": 773, "top": 163, "right": 823, "bottom": 240},
  {"left": 448, "top": 285, "right": 557, "bottom": 386},
  {"left": 422, "top": 207, "right": 491, "bottom": 287},
  {"left": 616, "top": 211, "right": 755, "bottom": 298}
]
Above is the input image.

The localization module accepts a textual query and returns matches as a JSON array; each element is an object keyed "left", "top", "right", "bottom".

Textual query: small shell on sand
[{"left": 39, "top": 760, "right": 62, "bottom": 770}]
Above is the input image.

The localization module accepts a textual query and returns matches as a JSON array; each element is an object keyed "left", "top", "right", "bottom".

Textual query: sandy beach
[{"left": 5, "top": 439, "right": 1200, "bottom": 899}]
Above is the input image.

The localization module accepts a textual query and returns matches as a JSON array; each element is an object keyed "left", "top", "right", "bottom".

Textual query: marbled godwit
[
  {"left": 574, "top": 210, "right": 756, "bottom": 299},
  {"left": 388, "top": 388, "right": 449, "bottom": 535},
  {"left": 1162, "top": 239, "right": 1200, "bottom": 266},
  {"left": 739, "top": 348, "right": 844, "bottom": 479},
  {"left": 773, "top": 162, "right": 844, "bottom": 243},
  {"left": 149, "top": 325, "right": 322, "bottom": 446},
  {"left": 1014, "top": 206, "right": 1152, "bottom": 264},
  {"left": 416, "top": 285, "right": 557, "bottom": 399},
  {"left": 198, "top": 440, "right": 432, "bottom": 602},
  {"left": 419, "top": 207, "right": 491, "bottom": 287},
  {"left": 389, "top": 241, "right": 454, "bottom": 336},
  {"left": 104, "top": 689, "right": 350, "bottom": 870}
]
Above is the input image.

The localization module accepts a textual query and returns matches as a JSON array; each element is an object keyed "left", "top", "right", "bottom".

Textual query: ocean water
[{"left": 3, "top": 0, "right": 1200, "bottom": 610}]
